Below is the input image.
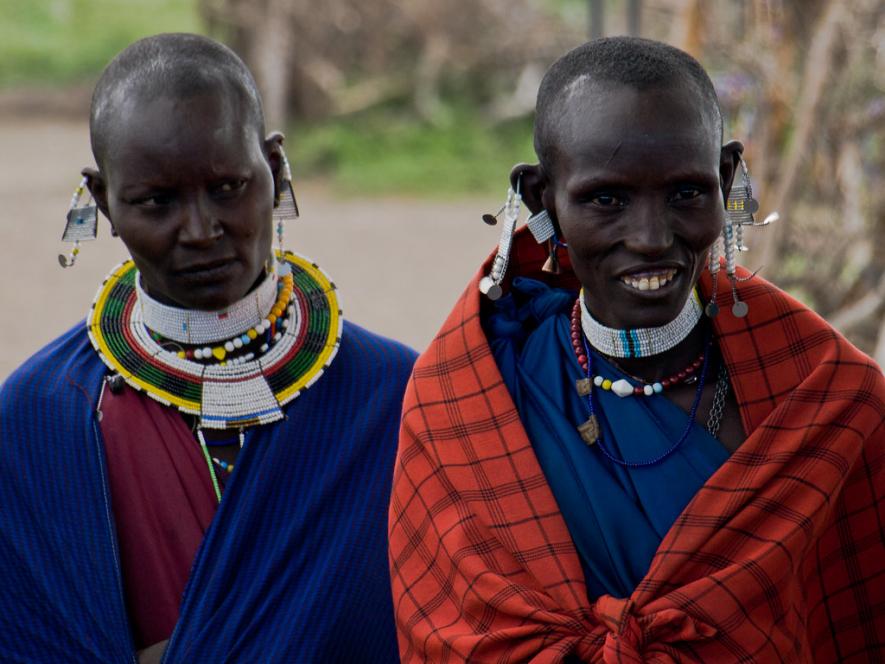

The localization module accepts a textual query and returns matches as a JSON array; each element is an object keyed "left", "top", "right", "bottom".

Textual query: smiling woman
[
  {"left": 0, "top": 33, "right": 416, "bottom": 663},
  {"left": 389, "top": 37, "right": 885, "bottom": 663}
]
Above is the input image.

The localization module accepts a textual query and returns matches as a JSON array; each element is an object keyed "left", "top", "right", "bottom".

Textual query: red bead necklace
[{"left": 570, "top": 299, "right": 704, "bottom": 397}]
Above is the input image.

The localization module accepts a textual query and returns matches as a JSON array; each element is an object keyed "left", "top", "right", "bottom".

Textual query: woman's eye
[
  {"left": 215, "top": 179, "right": 246, "bottom": 195},
  {"left": 589, "top": 193, "right": 624, "bottom": 207},
  {"left": 132, "top": 194, "right": 172, "bottom": 207},
  {"left": 671, "top": 188, "right": 701, "bottom": 202}
]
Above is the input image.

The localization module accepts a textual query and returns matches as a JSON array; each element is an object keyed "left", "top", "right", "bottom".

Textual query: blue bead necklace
[{"left": 570, "top": 298, "right": 713, "bottom": 468}]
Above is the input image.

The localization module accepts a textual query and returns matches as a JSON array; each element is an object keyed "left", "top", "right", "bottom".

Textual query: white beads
[
  {"left": 137, "top": 270, "right": 279, "bottom": 344},
  {"left": 580, "top": 290, "right": 703, "bottom": 358},
  {"left": 480, "top": 186, "right": 522, "bottom": 299}
]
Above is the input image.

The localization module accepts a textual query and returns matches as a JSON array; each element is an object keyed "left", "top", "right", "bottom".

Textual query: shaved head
[
  {"left": 89, "top": 33, "right": 265, "bottom": 173},
  {"left": 534, "top": 37, "right": 723, "bottom": 175}
]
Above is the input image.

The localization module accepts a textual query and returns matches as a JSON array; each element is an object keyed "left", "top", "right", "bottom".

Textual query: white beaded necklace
[
  {"left": 89, "top": 253, "right": 342, "bottom": 430},
  {"left": 136, "top": 270, "right": 279, "bottom": 345},
  {"left": 580, "top": 289, "right": 703, "bottom": 358}
]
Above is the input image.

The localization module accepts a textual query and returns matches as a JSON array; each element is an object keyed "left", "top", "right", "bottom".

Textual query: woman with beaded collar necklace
[
  {"left": 0, "top": 34, "right": 416, "bottom": 662},
  {"left": 389, "top": 38, "right": 884, "bottom": 662}
]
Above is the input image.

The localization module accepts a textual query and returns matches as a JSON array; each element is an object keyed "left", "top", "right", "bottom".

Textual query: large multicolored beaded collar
[{"left": 88, "top": 251, "right": 342, "bottom": 430}]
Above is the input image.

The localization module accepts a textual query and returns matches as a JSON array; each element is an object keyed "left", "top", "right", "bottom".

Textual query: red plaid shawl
[{"left": 390, "top": 230, "right": 885, "bottom": 663}]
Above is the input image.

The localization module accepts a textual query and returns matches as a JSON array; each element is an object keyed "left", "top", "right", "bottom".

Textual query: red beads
[{"left": 569, "top": 297, "right": 706, "bottom": 391}]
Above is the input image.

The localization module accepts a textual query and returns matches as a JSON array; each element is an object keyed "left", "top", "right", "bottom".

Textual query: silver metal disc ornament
[{"left": 479, "top": 276, "right": 503, "bottom": 301}]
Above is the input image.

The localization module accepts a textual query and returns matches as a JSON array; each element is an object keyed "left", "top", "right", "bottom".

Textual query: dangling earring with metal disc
[
  {"left": 273, "top": 149, "right": 300, "bottom": 258},
  {"left": 58, "top": 176, "right": 98, "bottom": 268},
  {"left": 722, "top": 157, "right": 778, "bottom": 317},
  {"left": 479, "top": 180, "right": 522, "bottom": 300}
]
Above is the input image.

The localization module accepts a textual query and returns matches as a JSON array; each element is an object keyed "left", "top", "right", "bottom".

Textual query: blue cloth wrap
[
  {"left": 0, "top": 320, "right": 415, "bottom": 662},
  {"left": 485, "top": 277, "right": 728, "bottom": 600}
]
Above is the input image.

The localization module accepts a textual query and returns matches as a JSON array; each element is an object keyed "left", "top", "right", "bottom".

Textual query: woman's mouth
[{"left": 619, "top": 267, "right": 678, "bottom": 292}]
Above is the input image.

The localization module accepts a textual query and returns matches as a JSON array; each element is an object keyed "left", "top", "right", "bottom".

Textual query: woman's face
[
  {"left": 542, "top": 83, "right": 733, "bottom": 329},
  {"left": 93, "top": 91, "right": 277, "bottom": 311}
]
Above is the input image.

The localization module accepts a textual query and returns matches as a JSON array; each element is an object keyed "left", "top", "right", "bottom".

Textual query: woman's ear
[
  {"left": 264, "top": 131, "right": 285, "bottom": 204},
  {"left": 509, "top": 163, "right": 546, "bottom": 215},
  {"left": 720, "top": 140, "right": 744, "bottom": 203},
  {"left": 81, "top": 166, "right": 114, "bottom": 233},
  {"left": 510, "top": 162, "right": 563, "bottom": 238}
]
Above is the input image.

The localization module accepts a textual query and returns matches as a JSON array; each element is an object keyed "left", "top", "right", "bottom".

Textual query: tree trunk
[
  {"left": 248, "top": 0, "right": 293, "bottom": 130},
  {"left": 755, "top": 0, "right": 844, "bottom": 270}
]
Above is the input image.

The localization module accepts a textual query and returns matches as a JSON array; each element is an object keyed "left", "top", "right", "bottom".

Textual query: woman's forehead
[
  {"left": 547, "top": 83, "right": 721, "bottom": 171},
  {"left": 107, "top": 93, "right": 255, "bottom": 158}
]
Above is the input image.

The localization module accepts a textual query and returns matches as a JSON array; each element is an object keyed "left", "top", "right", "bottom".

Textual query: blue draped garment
[
  {"left": 0, "top": 319, "right": 415, "bottom": 662},
  {"left": 485, "top": 278, "right": 729, "bottom": 600}
]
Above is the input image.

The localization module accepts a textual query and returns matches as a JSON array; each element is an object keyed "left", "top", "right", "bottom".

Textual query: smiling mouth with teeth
[{"left": 620, "top": 268, "right": 678, "bottom": 291}]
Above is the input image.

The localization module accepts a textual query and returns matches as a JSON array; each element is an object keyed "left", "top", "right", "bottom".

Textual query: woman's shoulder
[
  {"left": 1, "top": 322, "right": 103, "bottom": 413},
  {"left": 729, "top": 270, "right": 878, "bottom": 368},
  {"left": 338, "top": 319, "right": 418, "bottom": 380},
  {"left": 715, "top": 270, "right": 884, "bottom": 435}
]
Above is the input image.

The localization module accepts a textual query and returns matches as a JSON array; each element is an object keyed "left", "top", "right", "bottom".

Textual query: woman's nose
[
  {"left": 178, "top": 193, "right": 221, "bottom": 246},
  {"left": 623, "top": 201, "right": 673, "bottom": 256}
]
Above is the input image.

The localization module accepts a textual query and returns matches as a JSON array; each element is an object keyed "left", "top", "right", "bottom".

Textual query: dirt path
[{"left": 0, "top": 118, "right": 502, "bottom": 381}]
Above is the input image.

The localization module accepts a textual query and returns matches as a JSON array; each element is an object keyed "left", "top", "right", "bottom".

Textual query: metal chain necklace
[
  {"left": 569, "top": 297, "right": 729, "bottom": 467},
  {"left": 705, "top": 362, "right": 729, "bottom": 439}
]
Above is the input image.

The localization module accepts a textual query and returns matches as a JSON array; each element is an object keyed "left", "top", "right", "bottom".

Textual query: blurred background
[{"left": 0, "top": 0, "right": 882, "bottom": 381}]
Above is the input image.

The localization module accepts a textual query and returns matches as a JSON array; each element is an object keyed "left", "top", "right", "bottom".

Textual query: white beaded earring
[
  {"left": 479, "top": 179, "right": 522, "bottom": 300},
  {"left": 58, "top": 177, "right": 98, "bottom": 268}
]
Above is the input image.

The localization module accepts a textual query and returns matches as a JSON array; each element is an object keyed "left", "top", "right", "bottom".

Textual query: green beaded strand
[{"left": 196, "top": 429, "right": 223, "bottom": 503}]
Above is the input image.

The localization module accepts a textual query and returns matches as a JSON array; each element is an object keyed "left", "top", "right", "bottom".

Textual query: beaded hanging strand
[
  {"left": 209, "top": 430, "right": 244, "bottom": 477},
  {"left": 570, "top": 296, "right": 714, "bottom": 467},
  {"left": 196, "top": 428, "right": 246, "bottom": 502},
  {"left": 196, "top": 429, "right": 223, "bottom": 503},
  {"left": 580, "top": 334, "right": 712, "bottom": 467}
]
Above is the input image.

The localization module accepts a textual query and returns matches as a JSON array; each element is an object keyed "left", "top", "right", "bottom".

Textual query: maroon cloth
[{"left": 100, "top": 384, "right": 218, "bottom": 649}]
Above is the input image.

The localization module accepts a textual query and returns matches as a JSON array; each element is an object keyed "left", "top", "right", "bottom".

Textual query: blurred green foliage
[
  {"left": 293, "top": 110, "right": 537, "bottom": 196},
  {"left": 0, "top": 0, "right": 538, "bottom": 195},
  {"left": 0, "top": 0, "right": 200, "bottom": 87}
]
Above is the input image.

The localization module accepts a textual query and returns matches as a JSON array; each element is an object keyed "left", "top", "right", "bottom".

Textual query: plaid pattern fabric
[{"left": 389, "top": 229, "right": 885, "bottom": 663}]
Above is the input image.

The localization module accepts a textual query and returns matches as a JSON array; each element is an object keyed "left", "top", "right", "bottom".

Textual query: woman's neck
[
  {"left": 606, "top": 318, "right": 711, "bottom": 384},
  {"left": 137, "top": 268, "right": 277, "bottom": 345}
]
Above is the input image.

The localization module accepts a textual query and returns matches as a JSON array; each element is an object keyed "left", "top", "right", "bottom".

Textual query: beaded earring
[
  {"left": 707, "top": 157, "right": 778, "bottom": 318},
  {"left": 273, "top": 149, "right": 299, "bottom": 257},
  {"left": 526, "top": 208, "right": 554, "bottom": 244},
  {"left": 58, "top": 177, "right": 98, "bottom": 268},
  {"left": 479, "top": 180, "right": 522, "bottom": 300},
  {"left": 524, "top": 208, "right": 563, "bottom": 275}
]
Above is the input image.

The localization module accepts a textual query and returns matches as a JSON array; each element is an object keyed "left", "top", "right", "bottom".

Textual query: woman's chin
[{"left": 589, "top": 277, "right": 695, "bottom": 329}]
